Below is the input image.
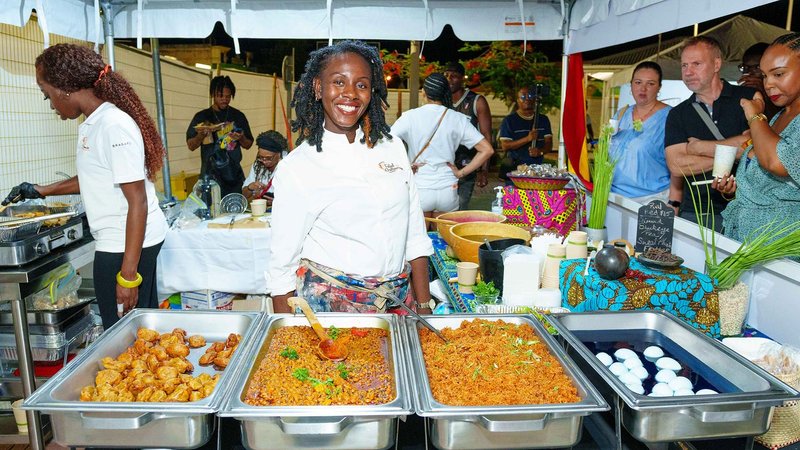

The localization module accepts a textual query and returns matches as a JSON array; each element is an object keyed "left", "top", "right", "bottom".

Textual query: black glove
[{"left": 2, "top": 182, "right": 43, "bottom": 206}]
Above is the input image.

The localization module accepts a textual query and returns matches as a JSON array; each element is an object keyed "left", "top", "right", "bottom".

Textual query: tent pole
[
  {"left": 787, "top": 0, "right": 794, "bottom": 30},
  {"left": 409, "top": 41, "right": 420, "bottom": 109},
  {"left": 558, "top": 0, "right": 576, "bottom": 170},
  {"left": 150, "top": 38, "right": 174, "bottom": 202},
  {"left": 100, "top": 1, "right": 115, "bottom": 69}
]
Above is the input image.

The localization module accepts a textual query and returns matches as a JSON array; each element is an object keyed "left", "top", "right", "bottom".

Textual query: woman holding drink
[{"left": 713, "top": 33, "right": 800, "bottom": 241}]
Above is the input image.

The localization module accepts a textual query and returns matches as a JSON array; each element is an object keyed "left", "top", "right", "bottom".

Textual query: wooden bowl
[
  {"left": 436, "top": 210, "right": 507, "bottom": 248},
  {"left": 449, "top": 222, "right": 531, "bottom": 264}
]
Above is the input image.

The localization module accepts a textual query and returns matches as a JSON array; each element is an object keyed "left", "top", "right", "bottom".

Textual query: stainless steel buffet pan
[
  {"left": 23, "top": 309, "right": 264, "bottom": 449},
  {"left": 219, "top": 314, "right": 412, "bottom": 450},
  {"left": 402, "top": 314, "right": 608, "bottom": 450},
  {"left": 549, "top": 310, "right": 800, "bottom": 443}
]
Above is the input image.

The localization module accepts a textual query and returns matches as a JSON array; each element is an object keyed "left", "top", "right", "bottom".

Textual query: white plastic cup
[
  {"left": 712, "top": 144, "right": 738, "bottom": 178},
  {"left": 250, "top": 199, "right": 267, "bottom": 216},
  {"left": 608, "top": 119, "right": 619, "bottom": 135},
  {"left": 11, "top": 399, "right": 27, "bottom": 434},
  {"left": 456, "top": 262, "right": 479, "bottom": 293}
]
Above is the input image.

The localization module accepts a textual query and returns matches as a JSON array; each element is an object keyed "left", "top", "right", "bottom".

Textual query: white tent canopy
[
  {"left": 0, "top": 0, "right": 779, "bottom": 54},
  {"left": 605, "top": 15, "right": 788, "bottom": 88}
]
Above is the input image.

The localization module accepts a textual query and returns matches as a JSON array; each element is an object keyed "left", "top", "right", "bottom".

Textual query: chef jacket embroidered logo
[
  {"left": 112, "top": 141, "right": 132, "bottom": 148},
  {"left": 80, "top": 136, "right": 90, "bottom": 151},
  {"left": 378, "top": 162, "right": 403, "bottom": 173}
]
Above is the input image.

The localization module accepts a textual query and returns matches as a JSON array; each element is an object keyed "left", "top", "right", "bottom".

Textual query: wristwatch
[
  {"left": 667, "top": 200, "right": 681, "bottom": 209},
  {"left": 416, "top": 299, "right": 436, "bottom": 310}
]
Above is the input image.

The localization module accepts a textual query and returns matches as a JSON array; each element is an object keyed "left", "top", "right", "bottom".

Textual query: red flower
[
  {"left": 506, "top": 61, "right": 521, "bottom": 70},
  {"left": 471, "top": 73, "right": 481, "bottom": 84}
]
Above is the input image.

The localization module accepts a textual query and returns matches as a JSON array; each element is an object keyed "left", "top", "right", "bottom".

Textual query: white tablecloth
[{"left": 157, "top": 218, "right": 271, "bottom": 295}]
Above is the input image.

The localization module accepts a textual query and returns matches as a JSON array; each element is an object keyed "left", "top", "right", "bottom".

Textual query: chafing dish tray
[
  {"left": 549, "top": 310, "right": 800, "bottom": 443},
  {"left": 0, "top": 312, "right": 96, "bottom": 362},
  {"left": 402, "top": 314, "right": 608, "bottom": 450},
  {"left": 220, "top": 314, "right": 412, "bottom": 450},
  {"left": 23, "top": 309, "right": 264, "bottom": 449},
  {"left": 0, "top": 296, "right": 93, "bottom": 326}
]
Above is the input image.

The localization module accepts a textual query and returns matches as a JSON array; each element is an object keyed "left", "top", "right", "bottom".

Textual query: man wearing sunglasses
[
  {"left": 738, "top": 42, "right": 779, "bottom": 120},
  {"left": 242, "top": 130, "right": 287, "bottom": 204},
  {"left": 498, "top": 86, "right": 553, "bottom": 178}
]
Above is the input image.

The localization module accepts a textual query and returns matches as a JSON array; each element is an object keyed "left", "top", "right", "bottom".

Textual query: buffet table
[
  {"left": 156, "top": 220, "right": 271, "bottom": 296},
  {"left": 427, "top": 232, "right": 474, "bottom": 312}
]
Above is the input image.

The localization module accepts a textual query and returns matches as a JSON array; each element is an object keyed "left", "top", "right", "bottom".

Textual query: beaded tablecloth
[
  {"left": 559, "top": 258, "right": 721, "bottom": 338},
  {"left": 428, "top": 232, "right": 474, "bottom": 312}
]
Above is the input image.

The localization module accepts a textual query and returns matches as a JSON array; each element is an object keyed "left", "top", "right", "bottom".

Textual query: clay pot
[{"left": 594, "top": 243, "right": 629, "bottom": 280}]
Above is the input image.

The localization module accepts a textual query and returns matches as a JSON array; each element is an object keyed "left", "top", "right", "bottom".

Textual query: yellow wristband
[{"left": 116, "top": 271, "right": 143, "bottom": 288}]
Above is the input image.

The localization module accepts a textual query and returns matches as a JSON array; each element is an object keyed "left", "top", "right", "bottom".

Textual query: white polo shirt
[
  {"left": 76, "top": 102, "right": 167, "bottom": 252},
  {"left": 268, "top": 128, "right": 433, "bottom": 296}
]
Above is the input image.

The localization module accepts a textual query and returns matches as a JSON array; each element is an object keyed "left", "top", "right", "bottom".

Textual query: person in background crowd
[
  {"left": 739, "top": 42, "right": 780, "bottom": 120},
  {"left": 1, "top": 44, "right": 167, "bottom": 329},
  {"left": 444, "top": 62, "right": 493, "bottom": 210},
  {"left": 186, "top": 76, "right": 254, "bottom": 197},
  {"left": 498, "top": 86, "right": 553, "bottom": 179},
  {"left": 609, "top": 61, "right": 672, "bottom": 204},
  {"left": 392, "top": 73, "right": 493, "bottom": 226},
  {"left": 268, "top": 40, "right": 434, "bottom": 314},
  {"left": 713, "top": 33, "right": 800, "bottom": 243},
  {"left": 664, "top": 36, "right": 755, "bottom": 230},
  {"left": 242, "top": 130, "right": 287, "bottom": 207}
]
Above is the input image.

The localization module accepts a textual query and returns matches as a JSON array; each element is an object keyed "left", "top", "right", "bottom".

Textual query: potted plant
[
  {"left": 688, "top": 184, "right": 800, "bottom": 335},
  {"left": 585, "top": 125, "right": 617, "bottom": 245},
  {"left": 472, "top": 280, "right": 500, "bottom": 308}
]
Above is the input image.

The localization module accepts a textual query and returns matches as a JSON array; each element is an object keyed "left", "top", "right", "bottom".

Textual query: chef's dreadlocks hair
[
  {"left": 773, "top": 32, "right": 800, "bottom": 51},
  {"left": 291, "top": 40, "right": 391, "bottom": 152},
  {"left": 423, "top": 73, "right": 452, "bottom": 108},
  {"left": 35, "top": 44, "right": 164, "bottom": 180},
  {"left": 210, "top": 75, "right": 236, "bottom": 98}
]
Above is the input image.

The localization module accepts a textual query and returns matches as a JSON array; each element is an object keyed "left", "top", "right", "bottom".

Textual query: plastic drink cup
[
  {"left": 12, "top": 399, "right": 27, "bottom": 434},
  {"left": 251, "top": 199, "right": 267, "bottom": 216},
  {"left": 712, "top": 144, "right": 738, "bottom": 178},
  {"left": 456, "top": 262, "right": 479, "bottom": 293}
]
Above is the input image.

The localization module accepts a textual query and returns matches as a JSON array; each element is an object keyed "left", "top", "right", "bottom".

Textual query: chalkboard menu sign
[{"left": 635, "top": 200, "right": 675, "bottom": 253}]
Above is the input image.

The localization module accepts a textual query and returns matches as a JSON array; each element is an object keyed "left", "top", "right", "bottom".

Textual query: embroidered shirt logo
[
  {"left": 378, "top": 162, "right": 403, "bottom": 173},
  {"left": 112, "top": 141, "right": 132, "bottom": 148},
  {"left": 80, "top": 136, "right": 90, "bottom": 151}
]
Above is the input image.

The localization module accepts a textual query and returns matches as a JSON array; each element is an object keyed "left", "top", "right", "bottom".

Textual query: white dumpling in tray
[
  {"left": 643, "top": 345, "right": 664, "bottom": 362},
  {"left": 655, "top": 356, "right": 681, "bottom": 372},
  {"left": 596, "top": 352, "right": 613, "bottom": 367},
  {"left": 614, "top": 348, "right": 638, "bottom": 362},
  {"left": 655, "top": 369, "right": 677, "bottom": 383},
  {"left": 623, "top": 357, "right": 643, "bottom": 369}
]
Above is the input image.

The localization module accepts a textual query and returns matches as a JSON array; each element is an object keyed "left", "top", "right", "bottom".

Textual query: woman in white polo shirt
[
  {"left": 1, "top": 44, "right": 167, "bottom": 329},
  {"left": 268, "top": 40, "right": 433, "bottom": 314}
]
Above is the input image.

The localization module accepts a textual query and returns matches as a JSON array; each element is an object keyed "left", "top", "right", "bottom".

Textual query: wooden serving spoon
[{"left": 287, "top": 297, "right": 347, "bottom": 361}]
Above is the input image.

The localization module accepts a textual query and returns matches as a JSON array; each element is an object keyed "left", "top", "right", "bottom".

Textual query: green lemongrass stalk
[
  {"left": 587, "top": 125, "right": 617, "bottom": 229},
  {"left": 686, "top": 175, "right": 800, "bottom": 289},
  {"left": 709, "top": 221, "right": 800, "bottom": 289}
]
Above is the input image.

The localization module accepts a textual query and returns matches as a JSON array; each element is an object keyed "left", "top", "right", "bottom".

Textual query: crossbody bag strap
[
  {"left": 617, "top": 104, "right": 630, "bottom": 121},
  {"left": 691, "top": 103, "right": 725, "bottom": 140},
  {"left": 411, "top": 108, "right": 448, "bottom": 165}
]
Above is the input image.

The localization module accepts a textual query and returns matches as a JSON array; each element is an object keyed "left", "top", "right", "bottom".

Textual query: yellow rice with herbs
[{"left": 419, "top": 318, "right": 580, "bottom": 406}]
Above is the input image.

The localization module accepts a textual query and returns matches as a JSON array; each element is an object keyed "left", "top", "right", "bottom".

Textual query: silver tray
[
  {"left": 549, "top": 310, "right": 800, "bottom": 443},
  {"left": 0, "top": 313, "right": 96, "bottom": 362},
  {"left": 402, "top": 314, "right": 608, "bottom": 450},
  {"left": 0, "top": 297, "right": 94, "bottom": 326},
  {"left": 22, "top": 309, "right": 264, "bottom": 449},
  {"left": 220, "top": 314, "right": 412, "bottom": 450}
]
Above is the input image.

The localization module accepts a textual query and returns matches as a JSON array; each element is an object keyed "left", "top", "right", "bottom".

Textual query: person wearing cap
[
  {"left": 242, "top": 130, "right": 288, "bottom": 205},
  {"left": 443, "top": 62, "right": 493, "bottom": 210},
  {"left": 498, "top": 86, "right": 553, "bottom": 173},
  {"left": 392, "top": 73, "right": 494, "bottom": 225}
]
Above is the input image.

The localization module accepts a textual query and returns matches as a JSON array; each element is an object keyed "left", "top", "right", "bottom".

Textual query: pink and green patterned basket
[{"left": 507, "top": 174, "right": 570, "bottom": 191}]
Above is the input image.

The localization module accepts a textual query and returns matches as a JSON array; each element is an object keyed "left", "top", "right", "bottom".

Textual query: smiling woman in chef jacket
[{"left": 268, "top": 40, "right": 434, "bottom": 314}]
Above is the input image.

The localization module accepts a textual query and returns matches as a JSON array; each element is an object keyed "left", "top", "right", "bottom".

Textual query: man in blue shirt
[{"left": 498, "top": 86, "right": 553, "bottom": 180}]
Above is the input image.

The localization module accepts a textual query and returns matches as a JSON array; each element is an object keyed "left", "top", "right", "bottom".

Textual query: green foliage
[
  {"left": 459, "top": 42, "right": 561, "bottom": 110},
  {"left": 686, "top": 179, "right": 800, "bottom": 289},
  {"left": 473, "top": 281, "right": 500, "bottom": 298},
  {"left": 379, "top": 49, "right": 442, "bottom": 83},
  {"left": 587, "top": 126, "right": 617, "bottom": 229},
  {"left": 279, "top": 346, "right": 299, "bottom": 360}
]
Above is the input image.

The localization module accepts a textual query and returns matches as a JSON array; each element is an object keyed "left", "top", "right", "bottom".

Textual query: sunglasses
[
  {"left": 519, "top": 93, "right": 537, "bottom": 100},
  {"left": 738, "top": 63, "right": 761, "bottom": 74},
  {"left": 257, "top": 155, "right": 279, "bottom": 163}
]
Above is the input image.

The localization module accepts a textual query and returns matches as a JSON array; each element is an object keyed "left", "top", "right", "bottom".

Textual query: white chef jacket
[
  {"left": 76, "top": 102, "right": 167, "bottom": 252},
  {"left": 268, "top": 128, "right": 433, "bottom": 296}
]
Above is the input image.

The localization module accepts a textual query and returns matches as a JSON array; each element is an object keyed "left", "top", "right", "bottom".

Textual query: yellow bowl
[
  {"left": 436, "top": 210, "right": 507, "bottom": 248},
  {"left": 449, "top": 222, "right": 531, "bottom": 264}
]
